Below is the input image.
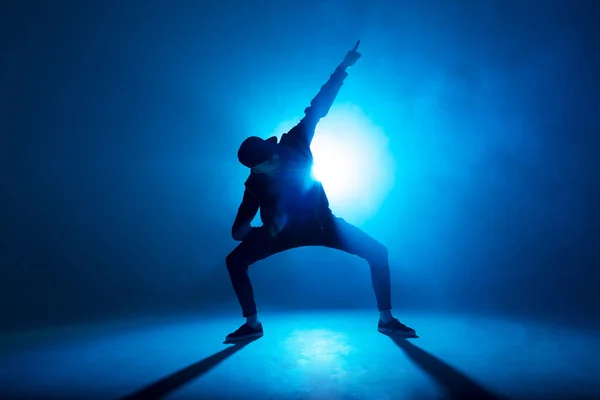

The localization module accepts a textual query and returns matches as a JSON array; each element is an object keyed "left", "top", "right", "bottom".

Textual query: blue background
[{"left": 1, "top": 0, "right": 598, "bottom": 331}]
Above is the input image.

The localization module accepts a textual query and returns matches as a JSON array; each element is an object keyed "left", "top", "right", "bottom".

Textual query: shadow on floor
[
  {"left": 384, "top": 334, "right": 503, "bottom": 400},
  {"left": 121, "top": 338, "right": 258, "bottom": 400}
]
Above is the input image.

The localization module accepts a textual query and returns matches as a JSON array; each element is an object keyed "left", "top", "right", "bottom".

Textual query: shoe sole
[
  {"left": 225, "top": 331, "right": 264, "bottom": 343},
  {"left": 378, "top": 327, "right": 417, "bottom": 337}
]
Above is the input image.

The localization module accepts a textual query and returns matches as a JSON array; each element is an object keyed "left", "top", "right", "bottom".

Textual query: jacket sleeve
[
  {"left": 283, "top": 67, "right": 349, "bottom": 148},
  {"left": 231, "top": 188, "right": 259, "bottom": 241}
]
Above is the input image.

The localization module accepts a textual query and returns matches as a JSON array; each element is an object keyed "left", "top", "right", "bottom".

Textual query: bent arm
[
  {"left": 231, "top": 189, "right": 259, "bottom": 241},
  {"left": 284, "top": 66, "right": 349, "bottom": 147}
]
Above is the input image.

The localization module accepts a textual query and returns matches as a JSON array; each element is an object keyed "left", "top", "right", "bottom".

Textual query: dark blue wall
[{"left": 1, "top": 0, "right": 598, "bottom": 331}]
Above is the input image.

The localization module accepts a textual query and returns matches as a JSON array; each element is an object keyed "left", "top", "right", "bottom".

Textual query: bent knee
[
  {"left": 366, "top": 242, "right": 388, "bottom": 265},
  {"left": 225, "top": 253, "right": 239, "bottom": 271}
]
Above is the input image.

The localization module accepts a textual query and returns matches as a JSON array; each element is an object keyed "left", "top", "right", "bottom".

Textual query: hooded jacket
[{"left": 232, "top": 67, "right": 349, "bottom": 241}]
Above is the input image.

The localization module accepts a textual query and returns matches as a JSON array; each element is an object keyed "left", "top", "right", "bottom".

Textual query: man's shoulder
[
  {"left": 279, "top": 133, "right": 313, "bottom": 160},
  {"left": 244, "top": 172, "right": 258, "bottom": 186},
  {"left": 244, "top": 172, "right": 267, "bottom": 190},
  {"left": 280, "top": 129, "right": 305, "bottom": 147}
]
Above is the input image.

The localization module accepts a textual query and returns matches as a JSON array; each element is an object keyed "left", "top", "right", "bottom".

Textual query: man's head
[{"left": 237, "top": 136, "right": 278, "bottom": 169}]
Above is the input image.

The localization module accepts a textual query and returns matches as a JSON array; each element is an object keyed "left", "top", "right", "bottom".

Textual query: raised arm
[
  {"left": 231, "top": 188, "right": 259, "bottom": 241},
  {"left": 283, "top": 41, "right": 362, "bottom": 147}
]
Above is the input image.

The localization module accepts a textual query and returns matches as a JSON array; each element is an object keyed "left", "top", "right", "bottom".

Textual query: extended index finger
[{"left": 352, "top": 40, "right": 360, "bottom": 51}]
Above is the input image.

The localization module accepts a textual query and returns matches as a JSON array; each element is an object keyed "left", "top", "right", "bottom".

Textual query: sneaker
[
  {"left": 378, "top": 318, "right": 417, "bottom": 337},
  {"left": 225, "top": 323, "right": 264, "bottom": 343}
]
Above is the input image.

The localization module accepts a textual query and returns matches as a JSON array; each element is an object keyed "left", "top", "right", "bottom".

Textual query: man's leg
[
  {"left": 224, "top": 228, "right": 296, "bottom": 342},
  {"left": 226, "top": 228, "right": 275, "bottom": 317},
  {"left": 322, "top": 217, "right": 416, "bottom": 336}
]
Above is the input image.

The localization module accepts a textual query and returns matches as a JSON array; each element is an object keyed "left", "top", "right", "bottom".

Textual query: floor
[{"left": 0, "top": 310, "right": 598, "bottom": 400}]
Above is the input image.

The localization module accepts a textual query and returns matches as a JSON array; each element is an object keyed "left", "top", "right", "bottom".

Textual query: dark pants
[{"left": 225, "top": 216, "right": 392, "bottom": 317}]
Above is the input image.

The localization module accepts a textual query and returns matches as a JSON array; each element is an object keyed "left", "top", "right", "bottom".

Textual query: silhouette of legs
[{"left": 225, "top": 216, "right": 392, "bottom": 317}]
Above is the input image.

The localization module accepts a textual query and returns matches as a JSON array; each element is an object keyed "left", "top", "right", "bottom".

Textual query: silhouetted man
[{"left": 225, "top": 41, "right": 416, "bottom": 342}]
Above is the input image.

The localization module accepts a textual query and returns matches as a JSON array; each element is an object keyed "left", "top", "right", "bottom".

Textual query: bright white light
[
  {"left": 272, "top": 104, "right": 395, "bottom": 223},
  {"left": 310, "top": 136, "right": 362, "bottom": 199}
]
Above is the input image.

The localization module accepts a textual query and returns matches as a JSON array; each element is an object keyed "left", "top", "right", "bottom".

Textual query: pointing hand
[{"left": 340, "top": 40, "right": 362, "bottom": 69}]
